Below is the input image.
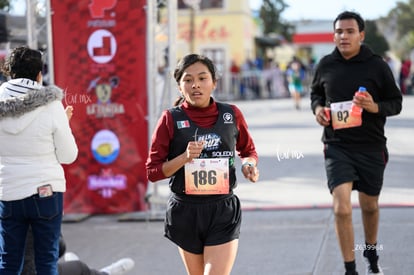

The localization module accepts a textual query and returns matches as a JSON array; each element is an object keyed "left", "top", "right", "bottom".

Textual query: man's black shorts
[
  {"left": 324, "top": 144, "right": 388, "bottom": 196},
  {"left": 164, "top": 193, "right": 241, "bottom": 254}
]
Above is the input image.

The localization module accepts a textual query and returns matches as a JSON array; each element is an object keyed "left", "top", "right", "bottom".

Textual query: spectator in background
[
  {"left": 240, "top": 59, "right": 260, "bottom": 99},
  {"left": 20, "top": 103, "right": 134, "bottom": 275},
  {"left": 384, "top": 54, "right": 398, "bottom": 83},
  {"left": 263, "top": 59, "right": 288, "bottom": 98},
  {"left": 254, "top": 56, "right": 264, "bottom": 70},
  {"left": 0, "top": 57, "right": 6, "bottom": 84},
  {"left": 0, "top": 45, "right": 78, "bottom": 274},
  {"left": 286, "top": 57, "right": 306, "bottom": 109},
  {"left": 399, "top": 58, "right": 412, "bottom": 94},
  {"left": 230, "top": 60, "right": 241, "bottom": 97}
]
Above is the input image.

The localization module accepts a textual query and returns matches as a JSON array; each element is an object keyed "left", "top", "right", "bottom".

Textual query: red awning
[{"left": 293, "top": 33, "right": 333, "bottom": 44}]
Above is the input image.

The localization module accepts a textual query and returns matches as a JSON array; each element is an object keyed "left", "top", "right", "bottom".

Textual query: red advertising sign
[{"left": 50, "top": 0, "right": 148, "bottom": 214}]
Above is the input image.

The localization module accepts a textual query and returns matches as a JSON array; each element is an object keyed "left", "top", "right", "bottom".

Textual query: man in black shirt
[{"left": 311, "top": 11, "right": 402, "bottom": 275}]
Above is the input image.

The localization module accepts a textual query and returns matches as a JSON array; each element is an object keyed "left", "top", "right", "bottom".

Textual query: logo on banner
[
  {"left": 91, "top": 129, "right": 120, "bottom": 164},
  {"left": 89, "top": 0, "right": 117, "bottom": 18},
  {"left": 96, "top": 84, "right": 112, "bottom": 103},
  {"left": 86, "top": 76, "right": 125, "bottom": 118},
  {"left": 87, "top": 29, "right": 117, "bottom": 64},
  {"left": 88, "top": 168, "right": 127, "bottom": 198}
]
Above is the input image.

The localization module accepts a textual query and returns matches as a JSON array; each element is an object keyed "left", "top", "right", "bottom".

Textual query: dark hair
[
  {"left": 1, "top": 46, "right": 43, "bottom": 80},
  {"left": 333, "top": 11, "right": 365, "bottom": 32},
  {"left": 173, "top": 54, "right": 217, "bottom": 84},
  {"left": 173, "top": 54, "right": 218, "bottom": 106}
]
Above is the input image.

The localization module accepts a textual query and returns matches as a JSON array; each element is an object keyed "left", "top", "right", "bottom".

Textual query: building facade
[{"left": 175, "top": 0, "right": 258, "bottom": 99}]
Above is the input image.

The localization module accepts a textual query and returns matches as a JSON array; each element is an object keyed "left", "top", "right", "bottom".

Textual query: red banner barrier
[{"left": 50, "top": 0, "right": 148, "bottom": 214}]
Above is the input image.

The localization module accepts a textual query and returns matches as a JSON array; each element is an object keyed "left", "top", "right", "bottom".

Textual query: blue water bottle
[{"left": 351, "top": 86, "right": 366, "bottom": 115}]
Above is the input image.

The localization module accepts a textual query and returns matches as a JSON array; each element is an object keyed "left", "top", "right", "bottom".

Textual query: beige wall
[{"left": 176, "top": 0, "right": 258, "bottom": 67}]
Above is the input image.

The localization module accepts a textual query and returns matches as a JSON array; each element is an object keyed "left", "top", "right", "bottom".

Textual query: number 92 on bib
[{"left": 330, "top": 100, "right": 362, "bottom": 130}]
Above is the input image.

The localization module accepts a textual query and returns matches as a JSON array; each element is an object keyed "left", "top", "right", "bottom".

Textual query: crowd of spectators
[
  {"left": 228, "top": 55, "right": 412, "bottom": 102},
  {"left": 229, "top": 56, "right": 314, "bottom": 102}
]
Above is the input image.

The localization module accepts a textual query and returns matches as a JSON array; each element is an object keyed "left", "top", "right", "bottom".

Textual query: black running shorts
[
  {"left": 324, "top": 144, "right": 388, "bottom": 196},
  {"left": 164, "top": 193, "right": 241, "bottom": 254}
]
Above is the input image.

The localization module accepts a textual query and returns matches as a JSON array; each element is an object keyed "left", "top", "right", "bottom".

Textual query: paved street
[{"left": 62, "top": 95, "right": 414, "bottom": 275}]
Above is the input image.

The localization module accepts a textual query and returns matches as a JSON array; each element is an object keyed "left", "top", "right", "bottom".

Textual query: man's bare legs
[
  {"left": 359, "top": 192, "right": 383, "bottom": 273},
  {"left": 359, "top": 192, "right": 380, "bottom": 245},
  {"left": 332, "top": 182, "right": 355, "bottom": 262},
  {"left": 332, "top": 183, "right": 382, "bottom": 274}
]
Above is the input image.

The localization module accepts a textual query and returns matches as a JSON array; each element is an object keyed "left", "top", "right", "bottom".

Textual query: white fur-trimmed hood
[
  {"left": 0, "top": 82, "right": 63, "bottom": 119},
  {"left": 0, "top": 80, "right": 64, "bottom": 134}
]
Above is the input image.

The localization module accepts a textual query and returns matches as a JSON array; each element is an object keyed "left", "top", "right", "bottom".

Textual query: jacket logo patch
[{"left": 223, "top": 112, "right": 233, "bottom": 124}]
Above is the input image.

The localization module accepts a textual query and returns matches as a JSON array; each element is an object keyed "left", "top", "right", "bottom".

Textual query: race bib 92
[{"left": 330, "top": 100, "right": 362, "bottom": 130}]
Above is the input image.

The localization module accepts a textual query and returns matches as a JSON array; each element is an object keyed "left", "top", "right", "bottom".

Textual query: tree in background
[
  {"left": 381, "top": 0, "right": 414, "bottom": 58},
  {"left": 259, "top": 0, "right": 294, "bottom": 41},
  {"left": 395, "top": 0, "right": 414, "bottom": 57},
  {"left": 0, "top": 0, "right": 10, "bottom": 11},
  {"left": 364, "top": 20, "right": 389, "bottom": 57},
  {"left": 395, "top": 0, "right": 414, "bottom": 37}
]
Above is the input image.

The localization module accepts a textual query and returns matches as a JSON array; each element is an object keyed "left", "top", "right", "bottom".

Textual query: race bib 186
[{"left": 184, "top": 158, "right": 229, "bottom": 195}]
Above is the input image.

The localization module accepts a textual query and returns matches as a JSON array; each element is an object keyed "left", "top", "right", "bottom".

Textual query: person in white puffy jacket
[{"left": 0, "top": 46, "right": 78, "bottom": 274}]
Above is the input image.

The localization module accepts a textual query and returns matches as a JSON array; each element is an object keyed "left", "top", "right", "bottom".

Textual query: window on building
[
  {"left": 178, "top": 0, "right": 224, "bottom": 10},
  {"left": 202, "top": 48, "right": 225, "bottom": 97}
]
